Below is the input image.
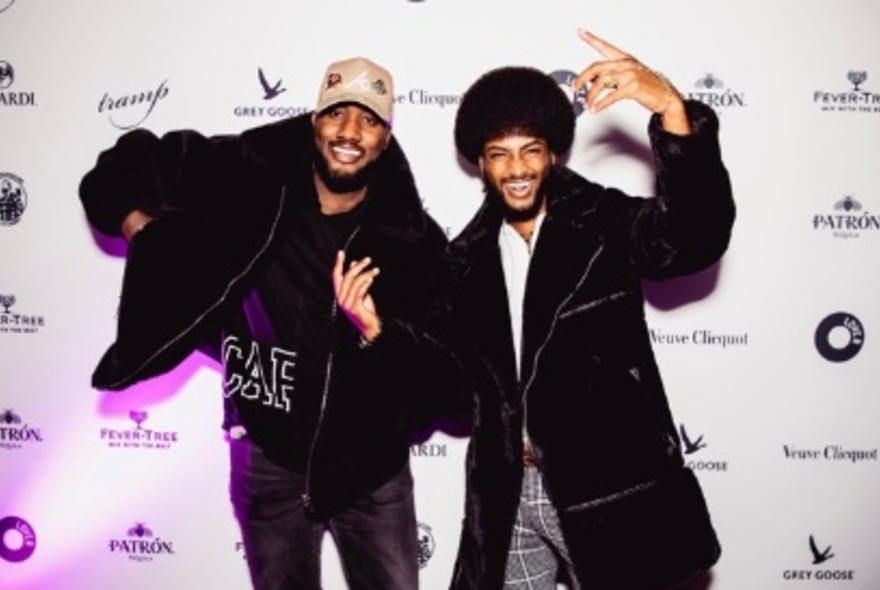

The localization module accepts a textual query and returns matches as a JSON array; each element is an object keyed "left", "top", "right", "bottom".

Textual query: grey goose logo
[
  {"left": 680, "top": 425, "right": 706, "bottom": 455},
  {"left": 680, "top": 424, "right": 728, "bottom": 472},
  {"left": 814, "top": 312, "right": 864, "bottom": 362},
  {"left": 258, "top": 67, "right": 286, "bottom": 100},
  {"left": 810, "top": 534, "right": 834, "bottom": 565},
  {"left": 784, "top": 534, "right": 855, "bottom": 581}
]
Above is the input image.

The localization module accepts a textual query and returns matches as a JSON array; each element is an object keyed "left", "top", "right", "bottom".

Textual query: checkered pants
[{"left": 503, "top": 466, "right": 582, "bottom": 590}]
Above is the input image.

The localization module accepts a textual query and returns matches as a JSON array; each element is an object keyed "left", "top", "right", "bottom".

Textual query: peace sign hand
[{"left": 573, "top": 29, "right": 689, "bottom": 134}]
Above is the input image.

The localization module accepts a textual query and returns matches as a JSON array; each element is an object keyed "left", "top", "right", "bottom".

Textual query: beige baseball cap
[{"left": 315, "top": 57, "right": 394, "bottom": 125}]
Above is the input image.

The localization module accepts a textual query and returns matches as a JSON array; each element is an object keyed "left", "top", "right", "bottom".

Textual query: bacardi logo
[{"left": 0, "top": 60, "right": 37, "bottom": 107}]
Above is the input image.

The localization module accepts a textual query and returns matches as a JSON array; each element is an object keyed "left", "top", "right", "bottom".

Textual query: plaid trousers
[{"left": 503, "top": 466, "right": 582, "bottom": 590}]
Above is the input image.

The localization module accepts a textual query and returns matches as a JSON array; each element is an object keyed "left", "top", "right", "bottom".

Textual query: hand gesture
[
  {"left": 333, "top": 251, "right": 382, "bottom": 343},
  {"left": 573, "top": 30, "right": 689, "bottom": 134}
]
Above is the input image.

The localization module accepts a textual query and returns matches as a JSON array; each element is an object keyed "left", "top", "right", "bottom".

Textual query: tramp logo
[
  {"left": 0, "top": 60, "right": 37, "bottom": 107},
  {"left": 233, "top": 66, "right": 308, "bottom": 119},
  {"left": 0, "top": 172, "right": 27, "bottom": 225},
  {"left": 98, "top": 80, "right": 169, "bottom": 130},
  {"left": 814, "top": 312, "right": 864, "bottom": 362},
  {"left": 109, "top": 522, "right": 175, "bottom": 562},
  {"left": 782, "top": 534, "right": 855, "bottom": 582},
  {"left": 685, "top": 73, "right": 746, "bottom": 109},
  {"left": 680, "top": 424, "right": 728, "bottom": 473},
  {"left": 814, "top": 70, "right": 880, "bottom": 113},
  {"left": 812, "top": 195, "right": 879, "bottom": 239},
  {"left": 0, "top": 294, "right": 45, "bottom": 334},
  {"left": 0, "top": 516, "right": 36, "bottom": 563},
  {"left": 417, "top": 521, "right": 436, "bottom": 569},
  {"left": 99, "top": 410, "right": 179, "bottom": 450},
  {"left": 549, "top": 69, "right": 588, "bottom": 116},
  {"left": 0, "top": 409, "right": 44, "bottom": 450}
]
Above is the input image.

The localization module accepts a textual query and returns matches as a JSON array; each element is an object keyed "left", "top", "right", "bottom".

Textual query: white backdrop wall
[{"left": 2, "top": 0, "right": 879, "bottom": 588}]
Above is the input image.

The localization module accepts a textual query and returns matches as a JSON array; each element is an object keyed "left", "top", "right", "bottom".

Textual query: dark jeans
[{"left": 229, "top": 434, "right": 419, "bottom": 590}]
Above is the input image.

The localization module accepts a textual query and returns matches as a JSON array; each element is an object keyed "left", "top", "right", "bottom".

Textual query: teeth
[
  {"left": 332, "top": 145, "right": 362, "bottom": 162},
  {"left": 506, "top": 181, "right": 532, "bottom": 195}
]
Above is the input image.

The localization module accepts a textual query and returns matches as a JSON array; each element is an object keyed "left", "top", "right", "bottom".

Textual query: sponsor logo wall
[{"left": 1, "top": 1, "right": 879, "bottom": 589}]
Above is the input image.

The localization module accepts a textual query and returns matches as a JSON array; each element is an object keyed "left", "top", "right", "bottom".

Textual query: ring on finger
[{"left": 600, "top": 73, "right": 619, "bottom": 90}]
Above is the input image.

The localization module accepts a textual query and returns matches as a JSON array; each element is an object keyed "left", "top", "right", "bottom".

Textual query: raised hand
[
  {"left": 332, "top": 251, "right": 382, "bottom": 343},
  {"left": 573, "top": 29, "right": 689, "bottom": 134}
]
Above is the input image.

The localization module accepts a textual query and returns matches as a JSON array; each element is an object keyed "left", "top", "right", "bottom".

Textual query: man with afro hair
[{"left": 447, "top": 30, "right": 735, "bottom": 590}]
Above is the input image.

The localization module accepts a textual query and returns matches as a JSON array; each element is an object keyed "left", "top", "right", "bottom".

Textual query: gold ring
[{"left": 600, "top": 73, "right": 618, "bottom": 90}]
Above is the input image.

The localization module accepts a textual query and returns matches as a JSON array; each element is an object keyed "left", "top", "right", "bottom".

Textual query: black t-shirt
[{"left": 221, "top": 176, "right": 365, "bottom": 472}]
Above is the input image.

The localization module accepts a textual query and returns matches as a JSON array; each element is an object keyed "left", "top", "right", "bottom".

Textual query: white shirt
[{"left": 498, "top": 213, "right": 546, "bottom": 378}]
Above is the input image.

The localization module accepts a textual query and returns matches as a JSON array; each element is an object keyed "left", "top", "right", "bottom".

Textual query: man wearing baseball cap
[{"left": 79, "top": 56, "right": 453, "bottom": 589}]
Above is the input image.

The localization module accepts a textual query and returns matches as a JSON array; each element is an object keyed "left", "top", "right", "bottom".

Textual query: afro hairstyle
[{"left": 454, "top": 66, "right": 575, "bottom": 165}]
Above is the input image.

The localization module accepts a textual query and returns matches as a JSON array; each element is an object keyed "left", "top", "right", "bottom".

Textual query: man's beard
[
  {"left": 312, "top": 142, "right": 380, "bottom": 194},
  {"left": 482, "top": 171, "right": 548, "bottom": 223}
]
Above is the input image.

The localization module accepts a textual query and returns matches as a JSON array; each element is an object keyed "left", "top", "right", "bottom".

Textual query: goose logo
[
  {"left": 680, "top": 425, "right": 706, "bottom": 455},
  {"left": 549, "top": 70, "right": 588, "bottom": 116},
  {"left": 815, "top": 312, "right": 864, "bottom": 362},
  {"left": 258, "top": 67, "right": 286, "bottom": 100},
  {"left": 0, "top": 516, "right": 36, "bottom": 563},
  {"left": 680, "top": 424, "right": 728, "bottom": 472},
  {"left": 810, "top": 534, "right": 833, "bottom": 565}
]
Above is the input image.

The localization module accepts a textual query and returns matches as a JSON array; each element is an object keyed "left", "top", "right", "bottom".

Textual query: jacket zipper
[
  {"left": 302, "top": 225, "right": 363, "bottom": 513},
  {"left": 520, "top": 244, "right": 604, "bottom": 466},
  {"left": 108, "top": 187, "right": 289, "bottom": 390},
  {"left": 563, "top": 478, "right": 659, "bottom": 513}
]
